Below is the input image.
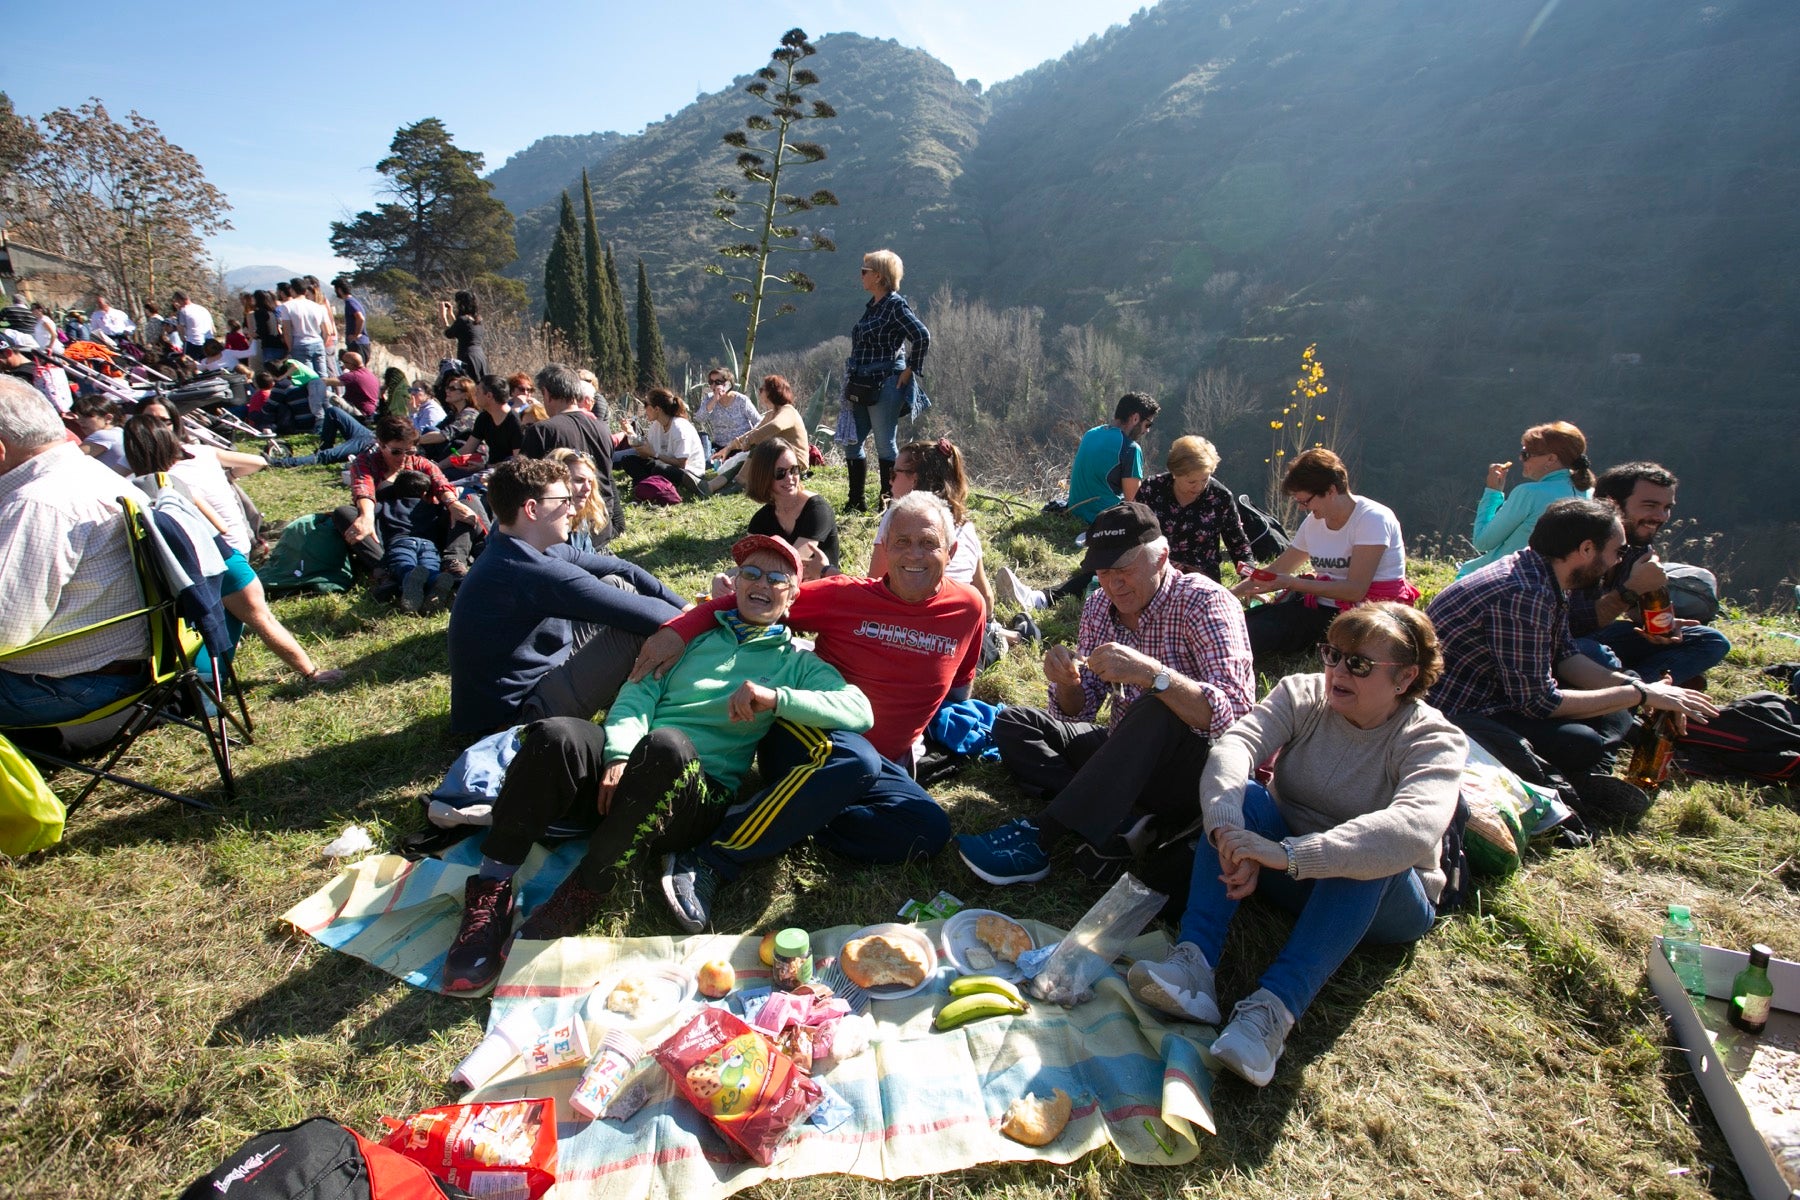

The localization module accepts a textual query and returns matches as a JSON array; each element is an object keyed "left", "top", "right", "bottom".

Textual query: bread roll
[
  {"left": 1000, "top": 1088, "right": 1072, "bottom": 1146},
  {"left": 974, "top": 914, "right": 1031, "bottom": 964},
  {"left": 841, "top": 934, "right": 929, "bottom": 989}
]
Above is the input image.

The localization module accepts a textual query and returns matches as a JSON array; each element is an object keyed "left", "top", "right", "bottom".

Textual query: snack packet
[
  {"left": 379, "top": 1098, "right": 556, "bottom": 1200},
  {"left": 654, "top": 1007, "right": 822, "bottom": 1164}
]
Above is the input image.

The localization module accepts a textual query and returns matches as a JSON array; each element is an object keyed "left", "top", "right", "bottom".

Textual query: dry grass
[{"left": 0, "top": 459, "right": 1795, "bottom": 1197}]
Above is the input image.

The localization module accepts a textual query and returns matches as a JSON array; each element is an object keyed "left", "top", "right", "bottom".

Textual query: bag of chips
[
  {"left": 654, "top": 1007, "right": 821, "bottom": 1164},
  {"left": 379, "top": 1098, "right": 557, "bottom": 1200}
]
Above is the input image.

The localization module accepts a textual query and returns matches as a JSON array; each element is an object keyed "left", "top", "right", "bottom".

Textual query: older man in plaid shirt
[
  {"left": 1426, "top": 497, "right": 1716, "bottom": 822},
  {"left": 959, "top": 502, "right": 1257, "bottom": 886}
]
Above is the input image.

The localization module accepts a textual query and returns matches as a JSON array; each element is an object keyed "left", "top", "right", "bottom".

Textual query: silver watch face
[{"left": 1153, "top": 671, "right": 1171, "bottom": 693}]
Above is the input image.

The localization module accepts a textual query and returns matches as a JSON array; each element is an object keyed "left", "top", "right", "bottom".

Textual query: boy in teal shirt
[{"left": 443, "top": 534, "right": 872, "bottom": 992}]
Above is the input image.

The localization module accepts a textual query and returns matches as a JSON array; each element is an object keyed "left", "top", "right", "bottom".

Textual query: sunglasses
[
  {"left": 773, "top": 465, "right": 806, "bottom": 481},
  {"left": 1317, "top": 643, "right": 1409, "bottom": 677},
  {"left": 735, "top": 564, "right": 794, "bottom": 586}
]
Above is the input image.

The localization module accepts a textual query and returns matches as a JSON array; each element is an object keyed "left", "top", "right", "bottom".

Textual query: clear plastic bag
[{"left": 1030, "top": 873, "right": 1167, "bottom": 1006}]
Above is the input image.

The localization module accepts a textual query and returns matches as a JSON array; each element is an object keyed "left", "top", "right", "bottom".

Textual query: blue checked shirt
[
  {"left": 848, "top": 292, "right": 930, "bottom": 377},
  {"left": 1426, "top": 548, "right": 1579, "bottom": 719},
  {"left": 1074, "top": 568, "right": 1256, "bottom": 737}
]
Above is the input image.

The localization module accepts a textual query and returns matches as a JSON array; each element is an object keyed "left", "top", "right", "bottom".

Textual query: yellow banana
[
  {"left": 934, "top": 989, "right": 1028, "bottom": 1031},
  {"left": 946, "top": 975, "right": 1026, "bottom": 1007}
]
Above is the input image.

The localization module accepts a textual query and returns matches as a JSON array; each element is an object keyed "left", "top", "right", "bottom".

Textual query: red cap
[{"left": 732, "top": 534, "right": 803, "bottom": 578}]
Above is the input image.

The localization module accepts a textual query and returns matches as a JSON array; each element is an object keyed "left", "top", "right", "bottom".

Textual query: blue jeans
[
  {"left": 0, "top": 665, "right": 150, "bottom": 727},
  {"left": 292, "top": 337, "right": 328, "bottom": 425},
  {"left": 1178, "top": 782, "right": 1437, "bottom": 1019},
  {"left": 697, "top": 723, "right": 950, "bottom": 881},
  {"left": 287, "top": 408, "right": 374, "bottom": 465},
  {"left": 384, "top": 536, "right": 441, "bottom": 580},
  {"left": 843, "top": 374, "right": 916, "bottom": 464},
  {"left": 1576, "top": 622, "right": 1731, "bottom": 685}
]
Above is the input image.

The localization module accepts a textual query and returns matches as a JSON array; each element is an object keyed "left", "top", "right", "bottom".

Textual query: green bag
[
  {"left": 0, "top": 736, "right": 65, "bottom": 857},
  {"left": 1459, "top": 755, "right": 1531, "bottom": 877},
  {"left": 256, "top": 513, "right": 353, "bottom": 595}
]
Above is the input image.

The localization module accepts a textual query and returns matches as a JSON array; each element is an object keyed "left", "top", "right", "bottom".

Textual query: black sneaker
[
  {"left": 1571, "top": 774, "right": 1653, "bottom": 830},
  {"left": 1071, "top": 840, "right": 1131, "bottom": 886},
  {"left": 660, "top": 850, "right": 719, "bottom": 934},
  {"left": 443, "top": 875, "right": 515, "bottom": 993},
  {"left": 426, "top": 571, "right": 455, "bottom": 614},
  {"left": 401, "top": 565, "right": 431, "bottom": 614}
]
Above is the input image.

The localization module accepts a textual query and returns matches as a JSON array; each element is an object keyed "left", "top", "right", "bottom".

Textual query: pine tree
[
  {"left": 635, "top": 258, "right": 670, "bottom": 392},
  {"left": 580, "top": 170, "right": 616, "bottom": 387},
  {"left": 604, "top": 243, "right": 635, "bottom": 394},
  {"left": 542, "top": 191, "right": 588, "bottom": 358}
]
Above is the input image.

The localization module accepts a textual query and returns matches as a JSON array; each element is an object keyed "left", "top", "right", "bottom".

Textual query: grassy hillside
[{"left": 0, "top": 457, "right": 1795, "bottom": 1197}]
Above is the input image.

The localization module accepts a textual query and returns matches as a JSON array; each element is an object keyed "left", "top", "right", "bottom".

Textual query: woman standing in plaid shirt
[{"left": 839, "top": 249, "right": 930, "bottom": 514}]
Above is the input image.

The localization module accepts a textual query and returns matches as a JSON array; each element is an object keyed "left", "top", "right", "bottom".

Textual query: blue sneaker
[{"left": 957, "top": 818, "right": 1050, "bottom": 885}]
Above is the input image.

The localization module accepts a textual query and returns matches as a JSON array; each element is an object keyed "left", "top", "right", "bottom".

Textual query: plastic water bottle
[{"left": 1662, "top": 905, "right": 1705, "bottom": 1000}]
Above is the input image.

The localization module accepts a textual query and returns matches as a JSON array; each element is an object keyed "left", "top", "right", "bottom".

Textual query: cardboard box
[{"left": 1649, "top": 938, "right": 1800, "bottom": 1200}]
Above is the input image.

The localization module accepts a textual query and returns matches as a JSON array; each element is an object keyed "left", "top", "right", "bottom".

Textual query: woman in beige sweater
[
  {"left": 705, "top": 374, "right": 809, "bottom": 495},
  {"left": 1129, "top": 601, "right": 1467, "bottom": 1087}
]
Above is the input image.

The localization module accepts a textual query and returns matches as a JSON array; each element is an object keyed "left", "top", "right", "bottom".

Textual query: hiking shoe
[
  {"left": 427, "top": 571, "right": 455, "bottom": 614},
  {"left": 1209, "top": 987, "right": 1295, "bottom": 1087},
  {"left": 1071, "top": 839, "right": 1131, "bottom": 886},
  {"left": 956, "top": 818, "right": 1050, "bottom": 885},
  {"left": 1573, "top": 774, "right": 1653, "bottom": 830},
  {"left": 661, "top": 850, "right": 719, "bottom": 934},
  {"left": 1007, "top": 610, "right": 1043, "bottom": 645},
  {"left": 997, "top": 567, "right": 1049, "bottom": 612},
  {"left": 1128, "top": 941, "right": 1221, "bottom": 1025},
  {"left": 401, "top": 565, "right": 431, "bottom": 613},
  {"left": 516, "top": 872, "right": 608, "bottom": 942},
  {"left": 443, "top": 875, "right": 515, "bottom": 993}
]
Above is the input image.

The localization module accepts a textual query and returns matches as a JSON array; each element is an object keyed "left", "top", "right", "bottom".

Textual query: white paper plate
[
  {"left": 940, "top": 908, "right": 1035, "bottom": 981},
  {"left": 838, "top": 922, "right": 939, "bottom": 1001},
  {"left": 584, "top": 961, "right": 695, "bottom": 1037}
]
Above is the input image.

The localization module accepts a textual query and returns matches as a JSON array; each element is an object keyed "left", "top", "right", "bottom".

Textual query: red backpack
[{"left": 179, "top": 1119, "right": 472, "bottom": 1200}]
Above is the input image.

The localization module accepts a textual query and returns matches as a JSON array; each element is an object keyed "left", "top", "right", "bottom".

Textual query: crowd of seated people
[{"left": 4, "top": 256, "right": 1757, "bottom": 1097}]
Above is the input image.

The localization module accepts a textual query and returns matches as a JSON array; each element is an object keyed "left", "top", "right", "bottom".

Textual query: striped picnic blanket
[
  {"left": 282, "top": 849, "right": 1218, "bottom": 1193},
  {"left": 459, "top": 927, "right": 1214, "bottom": 1196}
]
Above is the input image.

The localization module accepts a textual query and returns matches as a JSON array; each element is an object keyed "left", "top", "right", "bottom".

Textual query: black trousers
[
  {"left": 993, "top": 697, "right": 1212, "bottom": 848},
  {"left": 330, "top": 493, "right": 486, "bottom": 575},
  {"left": 482, "top": 718, "right": 732, "bottom": 890},
  {"left": 1243, "top": 593, "right": 1338, "bottom": 663},
  {"left": 1449, "top": 707, "right": 1632, "bottom": 784}
]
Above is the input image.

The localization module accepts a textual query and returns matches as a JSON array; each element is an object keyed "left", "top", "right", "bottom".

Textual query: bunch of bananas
[{"left": 934, "top": 975, "right": 1029, "bottom": 1031}]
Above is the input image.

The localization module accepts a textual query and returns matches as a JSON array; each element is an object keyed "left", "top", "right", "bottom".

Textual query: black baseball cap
[{"left": 1081, "top": 502, "right": 1163, "bottom": 571}]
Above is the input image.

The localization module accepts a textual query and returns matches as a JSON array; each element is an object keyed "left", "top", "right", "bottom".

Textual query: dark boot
[
  {"left": 878, "top": 459, "right": 895, "bottom": 506},
  {"left": 443, "top": 874, "right": 515, "bottom": 994},
  {"left": 846, "top": 458, "right": 868, "bottom": 513}
]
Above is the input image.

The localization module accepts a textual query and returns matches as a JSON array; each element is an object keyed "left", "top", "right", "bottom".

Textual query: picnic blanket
[
  {"left": 465, "top": 929, "right": 1215, "bottom": 1197},
  {"left": 282, "top": 849, "right": 1219, "bottom": 1194}
]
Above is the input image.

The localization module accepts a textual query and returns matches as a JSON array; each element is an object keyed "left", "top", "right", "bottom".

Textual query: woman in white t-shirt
[
  {"left": 619, "top": 387, "right": 705, "bottom": 497},
  {"left": 1233, "top": 448, "right": 1416, "bottom": 665}
]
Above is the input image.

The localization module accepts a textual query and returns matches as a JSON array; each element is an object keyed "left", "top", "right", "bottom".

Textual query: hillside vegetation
[{"left": 0, "top": 458, "right": 1795, "bottom": 1197}]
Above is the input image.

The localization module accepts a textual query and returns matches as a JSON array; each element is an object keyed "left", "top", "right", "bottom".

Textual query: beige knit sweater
[{"left": 1200, "top": 673, "right": 1469, "bottom": 903}]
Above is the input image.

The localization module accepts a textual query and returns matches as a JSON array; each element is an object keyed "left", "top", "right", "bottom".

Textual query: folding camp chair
[{"left": 0, "top": 498, "right": 241, "bottom": 814}]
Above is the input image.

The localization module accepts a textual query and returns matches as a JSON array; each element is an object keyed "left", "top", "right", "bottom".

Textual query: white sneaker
[
  {"left": 997, "top": 566, "right": 1048, "bottom": 612},
  {"left": 1126, "top": 941, "right": 1220, "bottom": 1025},
  {"left": 1209, "top": 987, "right": 1295, "bottom": 1087}
]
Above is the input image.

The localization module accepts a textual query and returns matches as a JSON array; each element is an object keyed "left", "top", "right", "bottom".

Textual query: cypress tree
[
  {"left": 604, "top": 243, "right": 635, "bottom": 394},
  {"left": 542, "top": 192, "right": 588, "bottom": 357},
  {"left": 580, "top": 170, "right": 616, "bottom": 385},
  {"left": 635, "top": 258, "right": 670, "bottom": 392}
]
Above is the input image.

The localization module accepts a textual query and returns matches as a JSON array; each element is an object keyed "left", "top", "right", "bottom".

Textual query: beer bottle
[
  {"left": 1625, "top": 713, "right": 1676, "bottom": 789},
  {"left": 1640, "top": 586, "right": 1675, "bottom": 637},
  {"left": 1728, "top": 944, "right": 1775, "bottom": 1035}
]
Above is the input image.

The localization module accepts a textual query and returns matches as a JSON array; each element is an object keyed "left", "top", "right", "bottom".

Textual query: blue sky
[{"left": 5, "top": 1, "right": 1150, "bottom": 280}]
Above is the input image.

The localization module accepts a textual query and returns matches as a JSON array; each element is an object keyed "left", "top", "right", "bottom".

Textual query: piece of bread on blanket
[
  {"left": 1001, "top": 1088, "right": 1071, "bottom": 1146},
  {"left": 841, "top": 934, "right": 928, "bottom": 989},
  {"left": 974, "top": 914, "right": 1031, "bottom": 964}
]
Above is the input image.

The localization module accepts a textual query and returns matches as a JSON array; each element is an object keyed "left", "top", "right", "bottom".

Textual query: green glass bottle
[{"left": 1728, "top": 943, "right": 1775, "bottom": 1035}]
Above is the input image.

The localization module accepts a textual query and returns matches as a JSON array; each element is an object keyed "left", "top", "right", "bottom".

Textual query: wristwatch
[
  {"left": 1150, "top": 669, "right": 1172, "bottom": 694},
  {"left": 1281, "top": 838, "right": 1300, "bottom": 879},
  {"left": 1616, "top": 583, "right": 1640, "bottom": 606}
]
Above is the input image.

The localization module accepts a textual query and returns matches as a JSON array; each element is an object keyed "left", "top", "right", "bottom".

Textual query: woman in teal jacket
[
  {"left": 443, "top": 533, "right": 872, "bottom": 992},
  {"left": 1456, "top": 421, "right": 1593, "bottom": 577}
]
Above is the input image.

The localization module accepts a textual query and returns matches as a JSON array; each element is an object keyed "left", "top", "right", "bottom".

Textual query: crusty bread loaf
[
  {"left": 1000, "top": 1088, "right": 1071, "bottom": 1146},
  {"left": 841, "top": 934, "right": 929, "bottom": 989},
  {"left": 974, "top": 914, "right": 1031, "bottom": 964}
]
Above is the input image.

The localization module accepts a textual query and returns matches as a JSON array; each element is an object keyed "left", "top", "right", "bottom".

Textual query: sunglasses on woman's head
[
  {"left": 735, "top": 564, "right": 794, "bottom": 586},
  {"left": 1317, "top": 643, "right": 1408, "bottom": 677}
]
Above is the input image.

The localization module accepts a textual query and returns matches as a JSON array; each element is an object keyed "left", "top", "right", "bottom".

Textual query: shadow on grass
[{"left": 208, "top": 944, "right": 476, "bottom": 1053}]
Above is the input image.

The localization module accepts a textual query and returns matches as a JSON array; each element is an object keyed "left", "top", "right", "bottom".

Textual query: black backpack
[
  {"left": 1236, "top": 493, "right": 1291, "bottom": 562},
  {"left": 1675, "top": 691, "right": 1800, "bottom": 784},
  {"left": 179, "top": 1118, "right": 472, "bottom": 1199}
]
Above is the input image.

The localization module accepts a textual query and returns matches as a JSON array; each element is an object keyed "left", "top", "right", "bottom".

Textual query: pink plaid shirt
[{"left": 1075, "top": 568, "right": 1256, "bottom": 738}]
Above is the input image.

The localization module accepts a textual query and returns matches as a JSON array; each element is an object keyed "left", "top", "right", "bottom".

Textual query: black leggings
[{"left": 483, "top": 718, "right": 732, "bottom": 890}]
